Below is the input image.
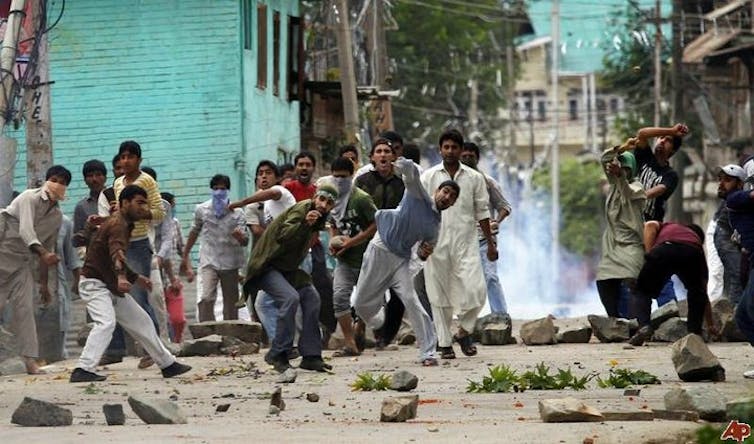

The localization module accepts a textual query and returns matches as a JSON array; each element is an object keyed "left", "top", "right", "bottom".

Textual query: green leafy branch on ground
[
  {"left": 467, "top": 364, "right": 523, "bottom": 393},
  {"left": 467, "top": 362, "right": 595, "bottom": 393},
  {"left": 596, "top": 368, "right": 660, "bottom": 389},
  {"left": 350, "top": 372, "right": 391, "bottom": 391}
]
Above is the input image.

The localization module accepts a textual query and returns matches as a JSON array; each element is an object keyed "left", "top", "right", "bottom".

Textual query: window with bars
[{"left": 257, "top": 3, "right": 268, "bottom": 90}]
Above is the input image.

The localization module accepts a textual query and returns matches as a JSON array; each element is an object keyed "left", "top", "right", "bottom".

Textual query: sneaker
[
  {"left": 70, "top": 367, "right": 107, "bottom": 383},
  {"left": 744, "top": 369, "right": 754, "bottom": 379},
  {"left": 299, "top": 356, "right": 332, "bottom": 372},
  {"left": 628, "top": 325, "right": 654, "bottom": 347},
  {"left": 287, "top": 347, "right": 300, "bottom": 360},
  {"left": 161, "top": 361, "right": 192, "bottom": 378}
]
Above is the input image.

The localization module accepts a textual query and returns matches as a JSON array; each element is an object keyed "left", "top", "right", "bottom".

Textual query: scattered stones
[
  {"left": 519, "top": 317, "right": 557, "bottom": 345},
  {"left": 127, "top": 395, "right": 187, "bottom": 424},
  {"left": 390, "top": 370, "right": 418, "bottom": 391},
  {"left": 270, "top": 387, "right": 286, "bottom": 411},
  {"left": 711, "top": 298, "right": 747, "bottom": 342},
  {"left": 556, "top": 326, "right": 593, "bottom": 344},
  {"left": 306, "top": 393, "right": 320, "bottom": 403},
  {"left": 11, "top": 397, "right": 73, "bottom": 427},
  {"left": 653, "top": 318, "right": 688, "bottom": 342},
  {"left": 276, "top": 368, "right": 297, "bottom": 384},
  {"left": 396, "top": 323, "right": 417, "bottom": 346},
  {"left": 76, "top": 323, "right": 94, "bottom": 347},
  {"left": 268, "top": 405, "right": 280, "bottom": 415},
  {"left": 220, "top": 336, "right": 260, "bottom": 355},
  {"left": 178, "top": 334, "right": 223, "bottom": 357},
  {"left": 670, "top": 334, "right": 726, "bottom": 382},
  {"left": 664, "top": 387, "right": 727, "bottom": 422},
  {"left": 188, "top": 321, "right": 263, "bottom": 344},
  {"left": 102, "top": 404, "right": 125, "bottom": 426},
  {"left": 538, "top": 398, "right": 603, "bottom": 423},
  {"left": 650, "top": 301, "right": 679, "bottom": 329},
  {"left": 380, "top": 395, "right": 419, "bottom": 422},
  {"left": 215, "top": 404, "right": 231, "bottom": 413},
  {"left": 587, "top": 315, "right": 630, "bottom": 343},
  {"left": 474, "top": 312, "right": 513, "bottom": 345},
  {"left": 0, "top": 357, "right": 26, "bottom": 376},
  {"left": 726, "top": 397, "right": 754, "bottom": 424}
]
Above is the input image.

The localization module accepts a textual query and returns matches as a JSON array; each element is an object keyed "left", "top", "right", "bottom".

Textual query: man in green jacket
[{"left": 243, "top": 185, "right": 337, "bottom": 373}]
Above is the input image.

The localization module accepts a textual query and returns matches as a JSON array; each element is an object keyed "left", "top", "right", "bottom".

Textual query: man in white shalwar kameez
[{"left": 420, "top": 129, "right": 497, "bottom": 359}]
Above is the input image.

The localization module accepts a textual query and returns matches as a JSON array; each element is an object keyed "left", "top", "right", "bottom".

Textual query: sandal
[
  {"left": 422, "top": 357, "right": 439, "bottom": 367},
  {"left": 353, "top": 319, "right": 366, "bottom": 352},
  {"left": 332, "top": 347, "right": 360, "bottom": 358},
  {"left": 453, "top": 333, "right": 478, "bottom": 357},
  {"left": 437, "top": 346, "right": 456, "bottom": 360}
]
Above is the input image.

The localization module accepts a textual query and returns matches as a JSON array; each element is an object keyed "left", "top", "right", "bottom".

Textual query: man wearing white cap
[{"left": 714, "top": 164, "right": 746, "bottom": 305}]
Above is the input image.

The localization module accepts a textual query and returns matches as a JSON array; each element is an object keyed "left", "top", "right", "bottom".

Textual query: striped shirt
[{"left": 112, "top": 172, "right": 164, "bottom": 240}]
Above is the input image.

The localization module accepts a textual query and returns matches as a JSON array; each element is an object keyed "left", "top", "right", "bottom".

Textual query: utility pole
[
  {"left": 0, "top": 0, "right": 26, "bottom": 207},
  {"left": 653, "top": 0, "right": 662, "bottom": 126},
  {"left": 334, "top": 0, "right": 360, "bottom": 144},
  {"left": 550, "top": 0, "right": 560, "bottom": 301},
  {"left": 668, "top": 0, "right": 686, "bottom": 221},
  {"left": 25, "top": 0, "right": 52, "bottom": 188},
  {"left": 506, "top": 34, "right": 516, "bottom": 165},
  {"left": 469, "top": 78, "right": 478, "bottom": 138},
  {"left": 581, "top": 75, "right": 588, "bottom": 151},
  {"left": 589, "top": 72, "right": 597, "bottom": 151}
]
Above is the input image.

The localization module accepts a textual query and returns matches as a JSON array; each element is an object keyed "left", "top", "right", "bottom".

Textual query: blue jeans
[
  {"left": 736, "top": 259, "right": 754, "bottom": 346},
  {"left": 255, "top": 269, "right": 321, "bottom": 358},
  {"left": 480, "top": 238, "right": 508, "bottom": 314},
  {"left": 254, "top": 291, "right": 278, "bottom": 339}
]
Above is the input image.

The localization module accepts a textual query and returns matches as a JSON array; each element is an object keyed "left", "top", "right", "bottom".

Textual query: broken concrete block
[
  {"left": 306, "top": 393, "right": 320, "bottom": 402},
  {"left": 727, "top": 397, "right": 754, "bottom": 424},
  {"left": 650, "top": 301, "right": 679, "bottom": 329},
  {"left": 651, "top": 409, "right": 699, "bottom": 422},
  {"left": 380, "top": 395, "right": 419, "bottom": 422},
  {"left": 188, "top": 321, "right": 262, "bottom": 344},
  {"left": 220, "top": 336, "right": 260, "bottom": 355},
  {"left": 11, "top": 397, "right": 73, "bottom": 427},
  {"left": 127, "top": 396, "right": 187, "bottom": 424},
  {"left": 538, "top": 398, "right": 603, "bottom": 423},
  {"left": 270, "top": 387, "right": 286, "bottom": 411},
  {"left": 519, "top": 317, "right": 557, "bottom": 345},
  {"left": 653, "top": 318, "right": 688, "bottom": 342},
  {"left": 473, "top": 312, "right": 512, "bottom": 342},
  {"left": 671, "top": 334, "right": 725, "bottom": 382},
  {"left": 0, "top": 357, "right": 27, "bottom": 376},
  {"left": 556, "top": 326, "right": 592, "bottom": 344},
  {"left": 711, "top": 298, "right": 746, "bottom": 342},
  {"left": 178, "top": 334, "right": 223, "bottom": 357},
  {"left": 390, "top": 370, "right": 418, "bottom": 392},
  {"left": 664, "top": 387, "right": 726, "bottom": 422},
  {"left": 601, "top": 409, "right": 654, "bottom": 421},
  {"left": 102, "top": 404, "right": 125, "bottom": 426},
  {"left": 587, "top": 315, "right": 630, "bottom": 343},
  {"left": 276, "top": 368, "right": 297, "bottom": 384}
]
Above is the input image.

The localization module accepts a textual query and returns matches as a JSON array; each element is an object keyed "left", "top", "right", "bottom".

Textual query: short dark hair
[
  {"left": 330, "top": 156, "right": 355, "bottom": 175},
  {"left": 672, "top": 136, "right": 683, "bottom": 153},
  {"left": 294, "top": 151, "right": 316, "bottom": 167},
  {"left": 118, "top": 140, "right": 142, "bottom": 158},
  {"left": 119, "top": 184, "right": 147, "bottom": 204},
  {"left": 438, "top": 179, "right": 460, "bottom": 196},
  {"left": 111, "top": 153, "right": 121, "bottom": 169},
  {"left": 370, "top": 137, "right": 394, "bottom": 156},
  {"left": 255, "top": 160, "right": 279, "bottom": 178},
  {"left": 688, "top": 223, "right": 705, "bottom": 244},
  {"left": 210, "top": 174, "right": 231, "bottom": 189},
  {"left": 462, "top": 142, "right": 480, "bottom": 158},
  {"left": 379, "top": 130, "right": 403, "bottom": 147},
  {"left": 82, "top": 159, "right": 106, "bottom": 178},
  {"left": 142, "top": 166, "right": 157, "bottom": 180},
  {"left": 403, "top": 143, "right": 421, "bottom": 164},
  {"left": 45, "top": 165, "right": 72, "bottom": 185},
  {"left": 439, "top": 128, "right": 464, "bottom": 147},
  {"left": 339, "top": 145, "right": 359, "bottom": 159},
  {"left": 160, "top": 192, "right": 175, "bottom": 205},
  {"left": 280, "top": 163, "right": 295, "bottom": 174}
]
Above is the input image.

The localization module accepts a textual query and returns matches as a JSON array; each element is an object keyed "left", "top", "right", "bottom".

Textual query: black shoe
[
  {"left": 265, "top": 351, "right": 292, "bottom": 373},
  {"left": 628, "top": 325, "right": 654, "bottom": 346},
  {"left": 98, "top": 354, "right": 123, "bottom": 366},
  {"left": 161, "top": 361, "right": 192, "bottom": 378},
  {"left": 70, "top": 367, "right": 107, "bottom": 383},
  {"left": 287, "top": 347, "right": 300, "bottom": 360},
  {"left": 299, "top": 356, "right": 332, "bottom": 372}
]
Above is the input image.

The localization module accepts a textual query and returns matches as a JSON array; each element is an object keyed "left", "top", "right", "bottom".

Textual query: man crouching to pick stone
[
  {"left": 352, "top": 157, "right": 459, "bottom": 367},
  {"left": 242, "top": 185, "right": 338, "bottom": 373},
  {"left": 71, "top": 185, "right": 192, "bottom": 382}
]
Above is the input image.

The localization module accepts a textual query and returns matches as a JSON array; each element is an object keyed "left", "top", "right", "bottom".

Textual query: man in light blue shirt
[{"left": 352, "top": 158, "right": 459, "bottom": 366}]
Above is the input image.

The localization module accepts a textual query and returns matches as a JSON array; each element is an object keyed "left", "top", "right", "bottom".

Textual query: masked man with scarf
[
  {"left": 325, "top": 157, "right": 377, "bottom": 357},
  {"left": 0, "top": 165, "right": 71, "bottom": 374},
  {"left": 243, "top": 185, "right": 339, "bottom": 373},
  {"left": 595, "top": 140, "right": 647, "bottom": 319},
  {"left": 181, "top": 174, "right": 248, "bottom": 321}
]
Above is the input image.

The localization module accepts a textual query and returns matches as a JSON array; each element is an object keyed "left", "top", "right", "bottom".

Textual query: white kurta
[{"left": 421, "top": 162, "right": 490, "bottom": 311}]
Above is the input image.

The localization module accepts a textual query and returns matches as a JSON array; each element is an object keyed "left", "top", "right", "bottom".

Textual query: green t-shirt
[{"left": 331, "top": 188, "right": 377, "bottom": 268}]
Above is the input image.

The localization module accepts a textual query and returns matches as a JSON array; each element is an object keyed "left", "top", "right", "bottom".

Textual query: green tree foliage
[
  {"left": 532, "top": 158, "right": 604, "bottom": 257},
  {"left": 386, "top": 1, "right": 520, "bottom": 144}
]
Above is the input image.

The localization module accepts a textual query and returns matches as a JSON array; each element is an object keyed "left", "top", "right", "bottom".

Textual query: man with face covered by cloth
[
  {"left": 0, "top": 165, "right": 71, "bottom": 374},
  {"left": 243, "top": 185, "right": 338, "bottom": 373}
]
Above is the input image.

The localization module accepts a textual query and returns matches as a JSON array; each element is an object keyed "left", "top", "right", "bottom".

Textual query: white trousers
[
  {"left": 77, "top": 278, "right": 175, "bottom": 372},
  {"left": 353, "top": 236, "right": 437, "bottom": 361},
  {"left": 432, "top": 305, "right": 480, "bottom": 348}
]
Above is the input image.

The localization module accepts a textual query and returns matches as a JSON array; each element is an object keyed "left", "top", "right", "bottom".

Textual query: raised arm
[
  {"left": 229, "top": 187, "right": 283, "bottom": 211},
  {"left": 635, "top": 123, "right": 688, "bottom": 148}
]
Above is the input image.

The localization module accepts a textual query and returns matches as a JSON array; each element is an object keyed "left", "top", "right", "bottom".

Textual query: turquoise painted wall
[{"left": 10, "top": 0, "right": 300, "bottom": 233}]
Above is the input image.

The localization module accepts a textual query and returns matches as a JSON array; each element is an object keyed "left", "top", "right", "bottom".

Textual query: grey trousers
[
  {"left": 0, "top": 263, "right": 38, "bottom": 358},
  {"left": 199, "top": 266, "right": 239, "bottom": 321}
]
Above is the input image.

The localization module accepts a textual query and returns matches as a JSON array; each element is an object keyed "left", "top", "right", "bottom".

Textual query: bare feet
[{"left": 24, "top": 357, "right": 46, "bottom": 375}]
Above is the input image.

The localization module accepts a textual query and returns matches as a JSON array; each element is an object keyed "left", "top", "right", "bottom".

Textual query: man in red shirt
[
  {"left": 283, "top": 152, "right": 337, "bottom": 341},
  {"left": 629, "top": 222, "right": 716, "bottom": 346}
]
